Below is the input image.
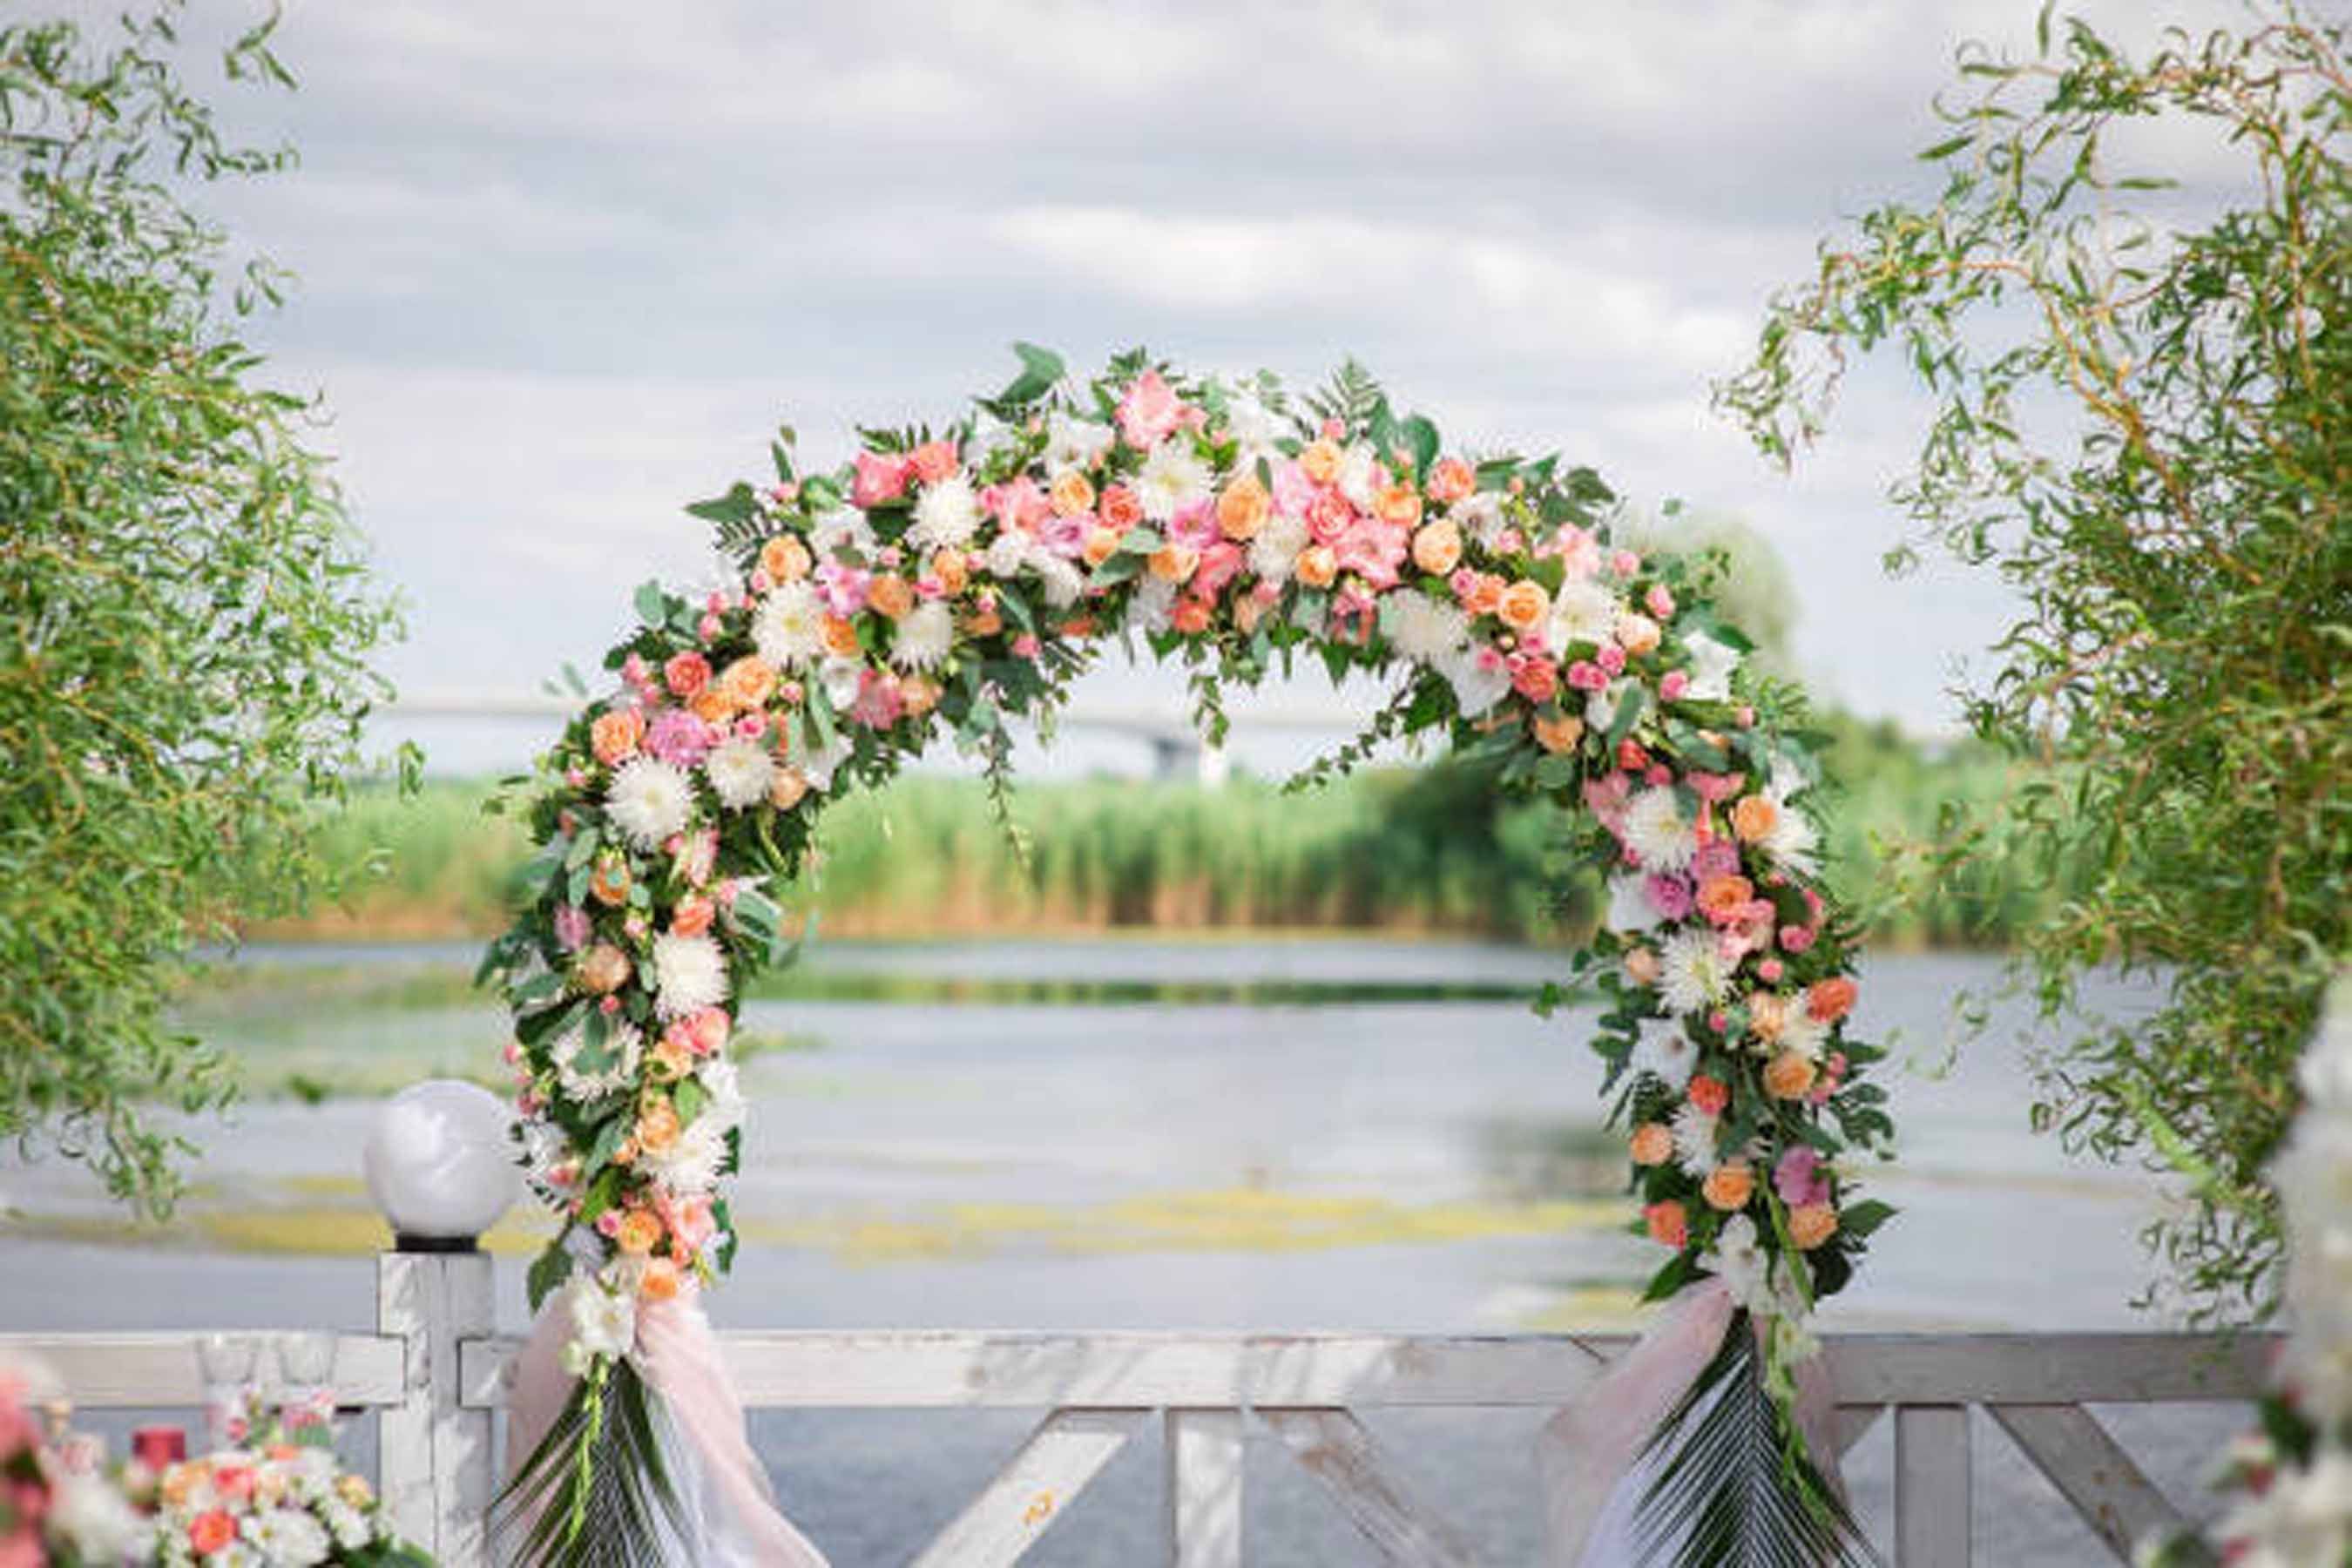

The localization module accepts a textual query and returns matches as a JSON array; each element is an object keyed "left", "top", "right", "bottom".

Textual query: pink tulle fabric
[
  {"left": 508, "top": 1288, "right": 829, "bottom": 1567},
  {"left": 1538, "top": 1281, "right": 1848, "bottom": 1566}
]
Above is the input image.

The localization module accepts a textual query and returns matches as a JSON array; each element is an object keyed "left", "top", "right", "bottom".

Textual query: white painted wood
[
  {"left": 1834, "top": 1404, "right": 1884, "bottom": 1455},
  {"left": 376, "top": 1252, "right": 496, "bottom": 1568},
  {"left": 909, "top": 1407, "right": 1146, "bottom": 1568},
  {"left": 1989, "top": 1403, "right": 2206, "bottom": 1565},
  {"left": 1260, "top": 1409, "right": 1476, "bottom": 1568},
  {"left": 456, "top": 1330, "right": 2269, "bottom": 1412},
  {"left": 0, "top": 1333, "right": 405, "bottom": 1409},
  {"left": 1166, "top": 1408, "right": 1244, "bottom": 1568},
  {"left": 1896, "top": 1404, "right": 1970, "bottom": 1568}
]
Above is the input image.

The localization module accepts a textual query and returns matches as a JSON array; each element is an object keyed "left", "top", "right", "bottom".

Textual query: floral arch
[{"left": 480, "top": 348, "right": 1895, "bottom": 1563}]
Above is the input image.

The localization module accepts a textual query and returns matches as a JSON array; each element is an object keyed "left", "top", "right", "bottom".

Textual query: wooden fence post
[{"left": 378, "top": 1248, "right": 497, "bottom": 1567}]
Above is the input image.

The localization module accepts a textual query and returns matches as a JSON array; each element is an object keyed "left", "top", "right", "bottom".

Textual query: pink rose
[
  {"left": 1166, "top": 498, "right": 1220, "bottom": 552},
  {"left": 984, "top": 476, "right": 1051, "bottom": 532},
  {"left": 1193, "top": 541, "right": 1246, "bottom": 602},
  {"left": 1774, "top": 1145, "right": 1832, "bottom": 1207},
  {"left": 1271, "top": 459, "right": 1319, "bottom": 519},
  {"left": 1305, "top": 489, "right": 1355, "bottom": 545},
  {"left": 1646, "top": 875, "right": 1694, "bottom": 920},
  {"left": 664, "top": 652, "right": 711, "bottom": 699},
  {"left": 908, "top": 439, "right": 958, "bottom": 485},
  {"left": 1598, "top": 645, "right": 1627, "bottom": 676},
  {"left": 1611, "top": 549, "right": 1640, "bottom": 577},
  {"left": 1116, "top": 369, "right": 1186, "bottom": 449},
  {"left": 645, "top": 707, "right": 715, "bottom": 767},
  {"left": 850, "top": 668, "right": 905, "bottom": 729},
  {"left": 852, "top": 449, "right": 910, "bottom": 507},
  {"left": 1646, "top": 584, "right": 1676, "bottom": 618},
  {"left": 1510, "top": 655, "right": 1558, "bottom": 703},
  {"left": 1780, "top": 924, "right": 1817, "bottom": 954},
  {"left": 552, "top": 905, "right": 591, "bottom": 952},
  {"left": 1334, "top": 519, "right": 1409, "bottom": 590},
  {"left": 1660, "top": 670, "right": 1691, "bottom": 701},
  {"left": 1566, "top": 659, "right": 1609, "bottom": 692}
]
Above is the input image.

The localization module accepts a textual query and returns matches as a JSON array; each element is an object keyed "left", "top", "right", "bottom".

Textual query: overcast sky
[{"left": 150, "top": 0, "right": 2252, "bottom": 772}]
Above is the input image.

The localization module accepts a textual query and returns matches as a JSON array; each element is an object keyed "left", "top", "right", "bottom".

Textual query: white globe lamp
[{"left": 362, "top": 1079, "right": 520, "bottom": 1252}]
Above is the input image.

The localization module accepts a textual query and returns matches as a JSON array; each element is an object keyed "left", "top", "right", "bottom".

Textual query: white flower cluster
[{"left": 150, "top": 1443, "right": 389, "bottom": 1567}]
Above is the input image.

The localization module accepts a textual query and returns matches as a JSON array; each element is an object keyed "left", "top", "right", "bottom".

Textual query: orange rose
[
  {"left": 1644, "top": 1200, "right": 1688, "bottom": 1249},
  {"left": 1532, "top": 711, "right": 1584, "bottom": 754},
  {"left": 1049, "top": 469, "right": 1096, "bottom": 517},
  {"left": 868, "top": 574, "right": 915, "bottom": 620},
  {"left": 1696, "top": 874, "right": 1756, "bottom": 924},
  {"left": 1426, "top": 456, "right": 1476, "bottom": 503},
  {"left": 649, "top": 1038, "right": 693, "bottom": 1082},
  {"left": 671, "top": 893, "right": 715, "bottom": 937},
  {"left": 1702, "top": 1160, "right": 1755, "bottom": 1213},
  {"left": 1687, "top": 1073, "right": 1732, "bottom": 1116},
  {"left": 1147, "top": 544, "right": 1200, "bottom": 584},
  {"left": 576, "top": 943, "right": 632, "bottom": 995},
  {"left": 1373, "top": 483, "right": 1423, "bottom": 530},
  {"left": 1615, "top": 612, "right": 1662, "bottom": 657},
  {"left": 1465, "top": 574, "right": 1505, "bottom": 617},
  {"left": 1215, "top": 476, "right": 1271, "bottom": 541},
  {"left": 689, "top": 687, "right": 733, "bottom": 726},
  {"left": 1629, "top": 1122, "right": 1673, "bottom": 1166},
  {"left": 1083, "top": 526, "right": 1122, "bottom": 567},
  {"left": 909, "top": 438, "right": 957, "bottom": 484},
  {"left": 821, "top": 614, "right": 862, "bottom": 657},
  {"left": 1411, "top": 520, "right": 1463, "bottom": 577},
  {"left": 717, "top": 655, "right": 777, "bottom": 711},
  {"left": 768, "top": 767, "right": 811, "bottom": 810},
  {"left": 901, "top": 675, "right": 941, "bottom": 717},
  {"left": 929, "top": 551, "right": 970, "bottom": 595},
  {"left": 759, "top": 534, "right": 812, "bottom": 583},
  {"left": 636, "top": 1100, "right": 681, "bottom": 1157},
  {"left": 1171, "top": 598, "right": 1213, "bottom": 635},
  {"left": 1731, "top": 794, "right": 1780, "bottom": 844},
  {"left": 1624, "top": 946, "right": 1661, "bottom": 986},
  {"left": 1748, "top": 991, "right": 1788, "bottom": 1043},
  {"left": 616, "top": 1208, "right": 662, "bottom": 1255},
  {"left": 1788, "top": 1202, "right": 1840, "bottom": 1250},
  {"left": 1234, "top": 593, "right": 1269, "bottom": 635},
  {"left": 1099, "top": 484, "right": 1144, "bottom": 531},
  {"left": 638, "top": 1255, "right": 682, "bottom": 1301},
  {"left": 1807, "top": 976, "right": 1859, "bottom": 1024},
  {"left": 1296, "top": 544, "right": 1339, "bottom": 589},
  {"left": 1497, "top": 579, "right": 1551, "bottom": 633},
  {"left": 1300, "top": 438, "right": 1343, "bottom": 485},
  {"left": 963, "top": 605, "right": 1003, "bottom": 638},
  {"left": 188, "top": 1510, "right": 238, "bottom": 1555},
  {"left": 587, "top": 856, "right": 631, "bottom": 908},
  {"left": 591, "top": 707, "right": 644, "bottom": 767},
  {"left": 1763, "top": 1051, "right": 1818, "bottom": 1100}
]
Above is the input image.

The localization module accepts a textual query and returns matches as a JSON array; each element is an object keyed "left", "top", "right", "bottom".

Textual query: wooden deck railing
[{"left": 3, "top": 1252, "right": 2268, "bottom": 1566}]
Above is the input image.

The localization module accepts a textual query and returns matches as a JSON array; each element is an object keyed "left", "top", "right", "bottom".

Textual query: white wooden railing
[{"left": 3, "top": 1251, "right": 2268, "bottom": 1566}]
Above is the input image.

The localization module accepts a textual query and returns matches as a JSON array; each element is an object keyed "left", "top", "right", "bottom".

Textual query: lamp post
[{"left": 365, "top": 1079, "right": 516, "bottom": 1566}]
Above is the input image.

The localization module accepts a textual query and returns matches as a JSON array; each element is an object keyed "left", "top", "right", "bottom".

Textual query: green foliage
[
  {"left": 1720, "top": 5, "right": 2351, "bottom": 1320},
  {"left": 496, "top": 1357, "right": 681, "bottom": 1568},
  {"left": 0, "top": 6, "right": 405, "bottom": 1212}
]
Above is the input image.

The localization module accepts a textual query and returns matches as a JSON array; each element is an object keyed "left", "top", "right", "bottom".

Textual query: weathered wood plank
[
  {"left": 1260, "top": 1408, "right": 1476, "bottom": 1568},
  {"left": 909, "top": 1407, "right": 1145, "bottom": 1568},
  {"left": 1166, "top": 1408, "right": 1244, "bottom": 1568},
  {"left": 1989, "top": 1403, "right": 2207, "bottom": 1565},
  {"left": 0, "top": 1333, "right": 406, "bottom": 1409},
  {"left": 1896, "top": 1404, "right": 1970, "bottom": 1568},
  {"left": 1835, "top": 1404, "right": 1884, "bottom": 1455},
  {"left": 377, "top": 1253, "right": 494, "bottom": 1568},
  {"left": 456, "top": 1331, "right": 2269, "bottom": 1412}
]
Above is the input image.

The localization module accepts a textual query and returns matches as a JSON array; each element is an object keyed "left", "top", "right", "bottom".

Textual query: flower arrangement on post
[{"left": 479, "top": 347, "right": 1896, "bottom": 1564}]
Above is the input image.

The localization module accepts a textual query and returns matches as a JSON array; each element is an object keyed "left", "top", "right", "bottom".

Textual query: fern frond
[
  {"left": 1632, "top": 1310, "right": 1877, "bottom": 1567},
  {"left": 1298, "top": 358, "right": 1386, "bottom": 435},
  {"left": 493, "top": 1359, "right": 684, "bottom": 1568}
]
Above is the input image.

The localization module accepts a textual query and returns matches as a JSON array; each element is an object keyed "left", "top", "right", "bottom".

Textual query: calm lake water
[{"left": 0, "top": 940, "right": 2240, "bottom": 1565}]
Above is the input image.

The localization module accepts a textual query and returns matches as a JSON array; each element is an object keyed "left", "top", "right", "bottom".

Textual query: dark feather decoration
[{"left": 493, "top": 1359, "right": 684, "bottom": 1568}]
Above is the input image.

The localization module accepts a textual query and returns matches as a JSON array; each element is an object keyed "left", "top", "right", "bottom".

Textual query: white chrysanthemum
[
  {"left": 323, "top": 1501, "right": 371, "bottom": 1551},
  {"left": 808, "top": 509, "right": 874, "bottom": 558},
  {"left": 1760, "top": 806, "right": 1820, "bottom": 876},
  {"left": 1335, "top": 443, "right": 1379, "bottom": 508},
  {"left": 1777, "top": 1007, "right": 1829, "bottom": 1065},
  {"left": 1384, "top": 592, "right": 1470, "bottom": 664},
  {"left": 243, "top": 1506, "right": 330, "bottom": 1567},
  {"left": 1126, "top": 578, "right": 1179, "bottom": 633},
  {"left": 652, "top": 931, "right": 729, "bottom": 1019},
  {"left": 1547, "top": 579, "right": 1620, "bottom": 649},
  {"left": 1249, "top": 513, "right": 1309, "bottom": 583},
  {"left": 1707, "top": 1214, "right": 1771, "bottom": 1311},
  {"left": 818, "top": 654, "right": 862, "bottom": 711},
  {"left": 551, "top": 1020, "right": 642, "bottom": 1102},
  {"left": 1136, "top": 441, "right": 1213, "bottom": 521},
  {"left": 1671, "top": 1101, "right": 1722, "bottom": 1177},
  {"left": 985, "top": 528, "right": 1031, "bottom": 579},
  {"left": 698, "top": 1058, "right": 747, "bottom": 1131},
  {"left": 1623, "top": 786, "right": 1698, "bottom": 873},
  {"left": 704, "top": 736, "right": 776, "bottom": 810},
  {"left": 1452, "top": 491, "right": 1508, "bottom": 548},
  {"left": 567, "top": 1278, "right": 637, "bottom": 1362},
  {"left": 1767, "top": 754, "right": 1811, "bottom": 802},
  {"left": 45, "top": 1472, "right": 145, "bottom": 1565},
  {"left": 1222, "top": 390, "right": 1287, "bottom": 468},
  {"left": 605, "top": 758, "right": 693, "bottom": 849},
  {"left": 892, "top": 598, "right": 954, "bottom": 669},
  {"left": 1585, "top": 679, "right": 1627, "bottom": 731},
  {"left": 1685, "top": 632, "right": 1743, "bottom": 701},
  {"left": 1659, "top": 926, "right": 1730, "bottom": 1017},
  {"left": 752, "top": 579, "right": 827, "bottom": 668},
  {"left": 909, "top": 473, "right": 983, "bottom": 551},
  {"left": 1031, "top": 551, "right": 1085, "bottom": 609},
  {"left": 1605, "top": 872, "right": 1664, "bottom": 936},
  {"left": 1435, "top": 645, "right": 1511, "bottom": 717},
  {"left": 1044, "top": 411, "right": 1114, "bottom": 472},
  {"left": 1634, "top": 1017, "right": 1696, "bottom": 1091},
  {"left": 644, "top": 1115, "right": 729, "bottom": 1197}
]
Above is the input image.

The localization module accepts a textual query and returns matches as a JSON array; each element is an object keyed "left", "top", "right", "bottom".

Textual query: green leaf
[
  {"left": 525, "top": 1240, "right": 573, "bottom": 1314},
  {"left": 1839, "top": 1200, "right": 1896, "bottom": 1240},
  {"left": 684, "top": 482, "right": 757, "bottom": 526},
  {"left": 995, "top": 341, "right": 1066, "bottom": 406}
]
